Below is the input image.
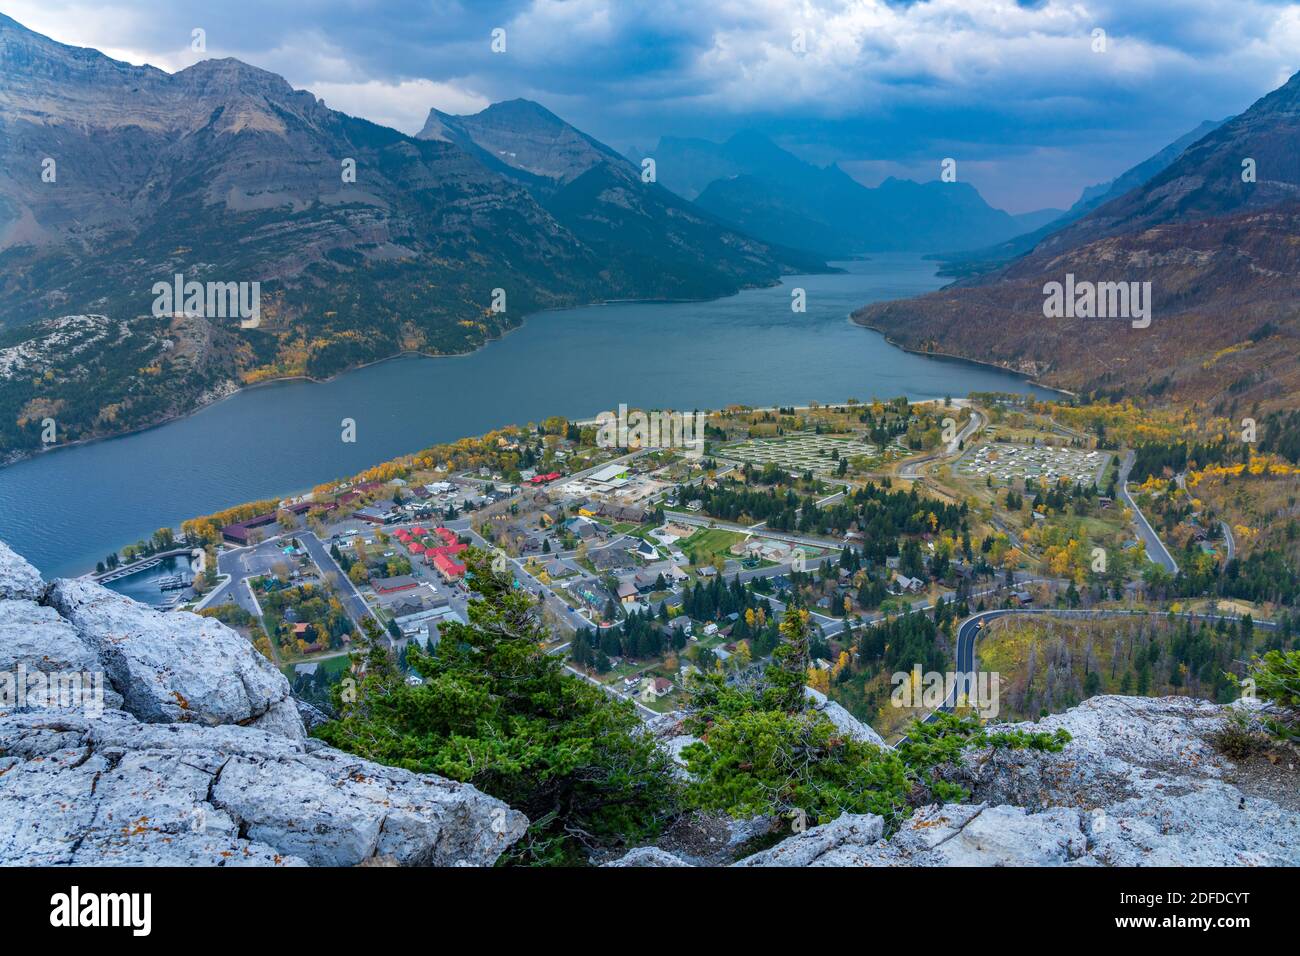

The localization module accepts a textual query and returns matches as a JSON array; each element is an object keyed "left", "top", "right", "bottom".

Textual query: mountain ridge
[
  {"left": 643, "top": 130, "right": 1039, "bottom": 257},
  {"left": 0, "top": 15, "right": 819, "bottom": 459},
  {"left": 854, "top": 69, "right": 1300, "bottom": 413}
]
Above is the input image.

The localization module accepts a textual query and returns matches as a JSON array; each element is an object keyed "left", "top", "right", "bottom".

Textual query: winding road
[
  {"left": 926, "top": 605, "right": 1276, "bottom": 727},
  {"left": 1117, "top": 450, "right": 1179, "bottom": 574}
]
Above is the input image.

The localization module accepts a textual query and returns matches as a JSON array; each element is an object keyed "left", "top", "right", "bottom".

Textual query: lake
[{"left": 0, "top": 254, "right": 1054, "bottom": 576}]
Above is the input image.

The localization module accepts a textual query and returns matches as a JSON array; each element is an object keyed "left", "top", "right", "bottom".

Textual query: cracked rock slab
[
  {"left": 47, "top": 577, "right": 302, "bottom": 737},
  {"left": 0, "top": 599, "right": 123, "bottom": 712},
  {"left": 0, "top": 541, "right": 45, "bottom": 601},
  {"left": 0, "top": 708, "right": 526, "bottom": 867}
]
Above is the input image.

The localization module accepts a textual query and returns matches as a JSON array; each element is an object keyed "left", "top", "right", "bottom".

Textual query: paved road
[
  {"left": 898, "top": 408, "right": 985, "bottom": 480},
  {"left": 921, "top": 605, "right": 1278, "bottom": 729},
  {"left": 299, "top": 532, "right": 378, "bottom": 630},
  {"left": 208, "top": 531, "right": 380, "bottom": 637},
  {"left": 1221, "top": 521, "right": 1236, "bottom": 561},
  {"left": 1117, "top": 451, "right": 1179, "bottom": 574},
  {"left": 564, "top": 663, "right": 659, "bottom": 719}
]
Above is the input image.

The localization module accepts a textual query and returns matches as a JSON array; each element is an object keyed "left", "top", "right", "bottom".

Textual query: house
[
  {"left": 633, "top": 539, "right": 658, "bottom": 561},
  {"left": 686, "top": 499, "right": 704, "bottom": 512},
  {"left": 590, "top": 548, "right": 632, "bottom": 573},
  {"left": 571, "top": 520, "right": 601, "bottom": 541},
  {"left": 640, "top": 677, "right": 673, "bottom": 703},
  {"left": 543, "top": 558, "right": 572, "bottom": 579},
  {"left": 577, "top": 501, "right": 603, "bottom": 518},
  {"left": 1011, "top": 589, "right": 1033, "bottom": 606},
  {"left": 892, "top": 573, "right": 925, "bottom": 594},
  {"left": 697, "top": 565, "right": 718, "bottom": 578},
  {"left": 616, "top": 579, "right": 640, "bottom": 606}
]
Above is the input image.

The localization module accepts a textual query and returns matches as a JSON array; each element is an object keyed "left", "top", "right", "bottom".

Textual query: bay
[{"left": 0, "top": 254, "right": 1054, "bottom": 575}]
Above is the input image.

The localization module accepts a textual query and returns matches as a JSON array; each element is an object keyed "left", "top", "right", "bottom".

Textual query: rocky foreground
[
  {"left": 620, "top": 693, "right": 1300, "bottom": 866},
  {"left": 0, "top": 541, "right": 526, "bottom": 866},
  {"left": 1, "top": 539, "right": 1296, "bottom": 867}
]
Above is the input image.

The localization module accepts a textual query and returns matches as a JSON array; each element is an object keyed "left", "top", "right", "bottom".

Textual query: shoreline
[
  {"left": 7, "top": 312, "right": 1061, "bottom": 473},
  {"left": 0, "top": 278, "right": 805, "bottom": 471},
  {"left": 850, "top": 317, "right": 1075, "bottom": 399},
  {"left": 79, "top": 391, "right": 974, "bottom": 579}
]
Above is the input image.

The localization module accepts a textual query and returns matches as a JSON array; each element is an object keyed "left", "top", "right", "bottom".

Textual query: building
[
  {"left": 354, "top": 502, "right": 401, "bottom": 525},
  {"left": 588, "top": 463, "right": 630, "bottom": 487},
  {"left": 431, "top": 544, "right": 468, "bottom": 582},
  {"left": 617, "top": 579, "right": 640, "bottom": 606},
  {"left": 220, "top": 501, "right": 312, "bottom": 544},
  {"left": 373, "top": 575, "right": 419, "bottom": 595},
  {"left": 640, "top": 677, "right": 673, "bottom": 703},
  {"left": 892, "top": 573, "right": 925, "bottom": 594}
]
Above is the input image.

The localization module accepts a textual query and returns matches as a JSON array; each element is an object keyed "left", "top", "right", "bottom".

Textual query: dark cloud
[{"left": 9, "top": 0, "right": 1297, "bottom": 212}]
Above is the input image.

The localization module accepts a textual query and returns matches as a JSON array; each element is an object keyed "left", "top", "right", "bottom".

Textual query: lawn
[{"left": 678, "top": 528, "right": 744, "bottom": 568}]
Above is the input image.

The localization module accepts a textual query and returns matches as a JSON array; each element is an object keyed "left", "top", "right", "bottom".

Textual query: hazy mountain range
[
  {"left": 636, "top": 131, "right": 1062, "bottom": 258},
  {"left": 855, "top": 70, "right": 1300, "bottom": 416},
  {"left": 937, "top": 119, "right": 1229, "bottom": 276}
]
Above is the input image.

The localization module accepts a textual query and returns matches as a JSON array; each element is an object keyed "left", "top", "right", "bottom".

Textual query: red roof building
[{"left": 432, "top": 552, "right": 466, "bottom": 580}]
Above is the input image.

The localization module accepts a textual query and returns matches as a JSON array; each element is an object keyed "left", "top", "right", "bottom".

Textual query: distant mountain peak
[{"left": 419, "top": 97, "right": 627, "bottom": 184}]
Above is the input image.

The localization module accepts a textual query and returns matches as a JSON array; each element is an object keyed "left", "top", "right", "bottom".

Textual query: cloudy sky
[{"left": 6, "top": 0, "right": 1299, "bottom": 212}]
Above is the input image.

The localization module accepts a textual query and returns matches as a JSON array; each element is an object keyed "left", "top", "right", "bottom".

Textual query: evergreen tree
[{"left": 316, "top": 552, "right": 677, "bottom": 865}]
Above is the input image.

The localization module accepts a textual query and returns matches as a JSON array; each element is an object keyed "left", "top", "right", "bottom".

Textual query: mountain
[
  {"left": 854, "top": 73, "right": 1300, "bottom": 413},
  {"left": 0, "top": 14, "right": 816, "bottom": 458},
  {"left": 938, "top": 119, "right": 1228, "bottom": 275},
  {"left": 643, "top": 131, "right": 1035, "bottom": 257},
  {"left": 417, "top": 102, "right": 827, "bottom": 297},
  {"left": 1010, "top": 207, "right": 1066, "bottom": 232}
]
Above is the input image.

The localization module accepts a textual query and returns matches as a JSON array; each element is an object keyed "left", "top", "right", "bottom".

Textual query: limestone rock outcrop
[
  {"left": 610, "top": 695, "right": 1300, "bottom": 867},
  {"left": 0, "top": 541, "right": 527, "bottom": 866}
]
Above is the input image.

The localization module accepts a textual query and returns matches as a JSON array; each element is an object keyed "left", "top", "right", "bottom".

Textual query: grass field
[{"left": 679, "top": 528, "right": 745, "bottom": 569}]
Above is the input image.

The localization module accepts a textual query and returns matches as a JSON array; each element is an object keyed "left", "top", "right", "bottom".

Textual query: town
[{"left": 82, "top": 393, "right": 1294, "bottom": 741}]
